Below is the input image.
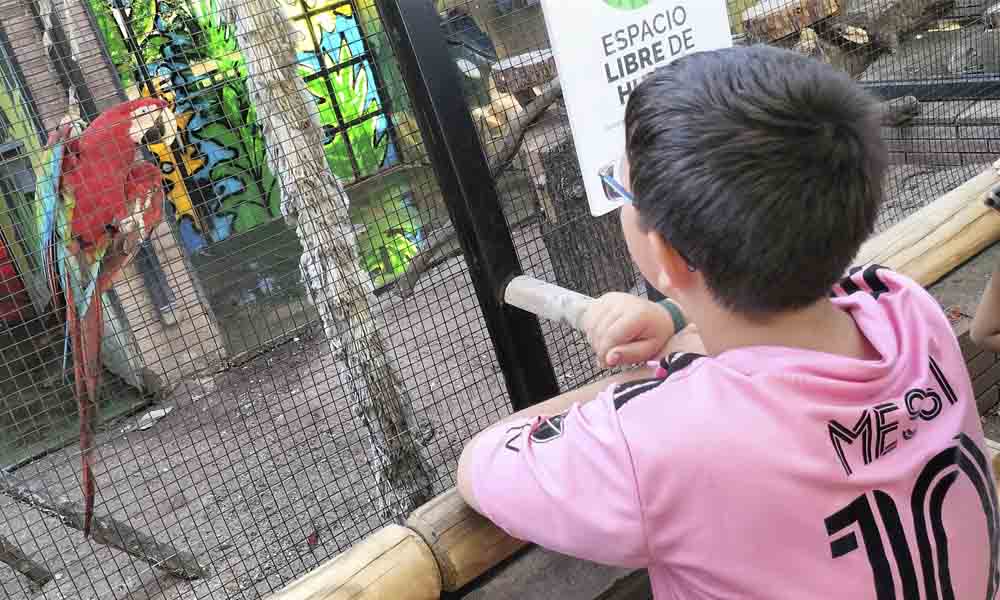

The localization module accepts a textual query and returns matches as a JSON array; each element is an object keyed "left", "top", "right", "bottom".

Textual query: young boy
[{"left": 457, "top": 45, "right": 998, "bottom": 599}]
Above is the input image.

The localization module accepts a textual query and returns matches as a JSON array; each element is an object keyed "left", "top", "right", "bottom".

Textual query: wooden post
[
  {"left": 0, "top": 533, "right": 52, "bottom": 588},
  {"left": 268, "top": 525, "right": 441, "bottom": 599},
  {"left": 219, "top": 0, "right": 434, "bottom": 519},
  {"left": 406, "top": 489, "right": 526, "bottom": 591},
  {"left": 0, "top": 471, "right": 208, "bottom": 579}
]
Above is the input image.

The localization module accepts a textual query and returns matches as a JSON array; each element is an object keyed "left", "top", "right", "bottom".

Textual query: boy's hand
[{"left": 582, "top": 293, "right": 681, "bottom": 368}]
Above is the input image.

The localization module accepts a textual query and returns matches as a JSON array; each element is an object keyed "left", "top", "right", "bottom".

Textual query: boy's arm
[
  {"left": 582, "top": 293, "right": 690, "bottom": 367},
  {"left": 455, "top": 329, "right": 703, "bottom": 566},
  {"left": 455, "top": 369, "right": 655, "bottom": 568},
  {"left": 457, "top": 323, "right": 703, "bottom": 511},
  {"left": 456, "top": 366, "right": 654, "bottom": 514},
  {"left": 972, "top": 267, "right": 1000, "bottom": 353}
]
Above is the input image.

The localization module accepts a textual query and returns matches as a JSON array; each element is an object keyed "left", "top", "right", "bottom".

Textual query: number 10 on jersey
[{"left": 825, "top": 434, "right": 1000, "bottom": 599}]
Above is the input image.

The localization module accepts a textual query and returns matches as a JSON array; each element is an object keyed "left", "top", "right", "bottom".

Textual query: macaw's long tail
[{"left": 67, "top": 270, "right": 102, "bottom": 537}]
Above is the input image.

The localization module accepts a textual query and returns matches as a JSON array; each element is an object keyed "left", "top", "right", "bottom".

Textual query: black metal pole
[{"left": 377, "top": 0, "right": 560, "bottom": 411}]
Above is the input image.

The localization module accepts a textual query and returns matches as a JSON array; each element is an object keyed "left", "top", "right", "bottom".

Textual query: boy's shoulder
[
  {"left": 832, "top": 263, "right": 956, "bottom": 342},
  {"left": 831, "top": 263, "right": 939, "bottom": 311},
  {"left": 609, "top": 351, "right": 709, "bottom": 411}
]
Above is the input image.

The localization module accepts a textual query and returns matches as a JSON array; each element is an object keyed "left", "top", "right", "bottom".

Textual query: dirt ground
[{"left": 0, "top": 159, "right": 980, "bottom": 600}]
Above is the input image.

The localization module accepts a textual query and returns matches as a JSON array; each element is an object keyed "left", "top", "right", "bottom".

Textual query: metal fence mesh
[{"left": 0, "top": 0, "right": 998, "bottom": 598}]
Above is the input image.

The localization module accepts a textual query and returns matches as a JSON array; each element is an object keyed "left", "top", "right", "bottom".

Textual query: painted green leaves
[{"left": 603, "top": 0, "right": 649, "bottom": 9}]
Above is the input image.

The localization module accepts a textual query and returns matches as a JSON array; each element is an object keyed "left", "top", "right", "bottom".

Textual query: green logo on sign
[{"left": 603, "top": 0, "right": 650, "bottom": 8}]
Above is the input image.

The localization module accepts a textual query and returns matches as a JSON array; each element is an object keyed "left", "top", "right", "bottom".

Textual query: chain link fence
[{"left": 0, "top": 0, "right": 999, "bottom": 598}]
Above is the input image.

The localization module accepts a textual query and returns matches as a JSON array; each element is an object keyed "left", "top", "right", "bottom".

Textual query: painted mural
[{"left": 85, "top": 0, "right": 423, "bottom": 285}]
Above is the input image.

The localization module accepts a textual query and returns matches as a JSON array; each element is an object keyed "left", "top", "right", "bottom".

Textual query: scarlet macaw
[{"left": 38, "top": 98, "right": 177, "bottom": 536}]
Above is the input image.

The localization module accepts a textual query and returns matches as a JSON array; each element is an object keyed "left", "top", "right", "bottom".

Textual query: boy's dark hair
[{"left": 625, "top": 44, "right": 887, "bottom": 318}]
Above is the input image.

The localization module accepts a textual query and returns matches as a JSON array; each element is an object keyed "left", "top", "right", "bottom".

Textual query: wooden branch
[
  {"left": 839, "top": 0, "right": 953, "bottom": 52},
  {"left": 493, "top": 49, "right": 556, "bottom": 96},
  {"left": 406, "top": 489, "right": 526, "bottom": 591},
  {"left": 491, "top": 79, "right": 562, "bottom": 180},
  {"left": 0, "top": 471, "right": 208, "bottom": 580},
  {"left": 0, "top": 533, "right": 53, "bottom": 588},
  {"left": 852, "top": 164, "right": 1000, "bottom": 286},
  {"left": 390, "top": 224, "right": 459, "bottom": 299},
  {"left": 393, "top": 80, "right": 563, "bottom": 298},
  {"left": 742, "top": 0, "right": 840, "bottom": 42},
  {"left": 268, "top": 525, "right": 441, "bottom": 599},
  {"left": 880, "top": 96, "right": 920, "bottom": 127}
]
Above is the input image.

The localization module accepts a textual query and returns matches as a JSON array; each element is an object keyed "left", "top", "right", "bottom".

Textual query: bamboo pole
[
  {"left": 267, "top": 525, "right": 441, "bottom": 600},
  {"left": 406, "top": 488, "right": 526, "bottom": 592},
  {"left": 852, "top": 164, "right": 1000, "bottom": 286}
]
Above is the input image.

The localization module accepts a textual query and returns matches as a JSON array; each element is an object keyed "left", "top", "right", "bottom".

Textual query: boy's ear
[{"left": 645, "top": 230, "right": 697, "bottom": 292}]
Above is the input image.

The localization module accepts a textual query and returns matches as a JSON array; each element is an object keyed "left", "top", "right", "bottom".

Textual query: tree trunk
[
  {"left": 0, "top": 533, "right": 53, "bottom": 588},
  {"left": 539, "top": 137, "right": 635, "bottom": 299},
  {"left": 0, "top": 471, "right": 207, "bottom": 579},
  {"left": 220, "top": 0, "right": 434, "bottom": 518}
]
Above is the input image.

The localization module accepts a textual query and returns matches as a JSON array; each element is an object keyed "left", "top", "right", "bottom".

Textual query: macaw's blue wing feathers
[
  {"left": 40, "top": 144, "right": 62, "bottom": 246},
  {"left": 38, "top": 143, "right": 63, "bottom": 300}
]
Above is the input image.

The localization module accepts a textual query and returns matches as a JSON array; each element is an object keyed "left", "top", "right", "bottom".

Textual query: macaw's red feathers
[
  {"left": 65, "top": 269, "right": 100, "bottom": 537},
  {"left": 60, "top": 97, "right": 171, "bottom": 250},
  {"left": 50, "top": 98, "right": 171, "bottom": 538}
]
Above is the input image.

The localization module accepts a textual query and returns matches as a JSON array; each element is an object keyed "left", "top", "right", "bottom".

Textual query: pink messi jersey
[{"left": 468, "top": 266, "right": 999, "bottom": 599}]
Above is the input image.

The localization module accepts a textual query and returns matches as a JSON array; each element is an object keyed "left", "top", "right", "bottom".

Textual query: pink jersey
[{"left": 468, "top": 266, "right": 999, "bottom": 599}]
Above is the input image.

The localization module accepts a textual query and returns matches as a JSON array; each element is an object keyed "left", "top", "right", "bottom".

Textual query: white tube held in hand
[{"left": 503, "top": 276, "right": 595, "bottom": 332}]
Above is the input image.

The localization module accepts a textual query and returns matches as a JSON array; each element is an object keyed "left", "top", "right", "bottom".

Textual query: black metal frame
[
  {"left": 862, "top": 76, "right": 1000, "bottom": 102},
  {"left": 377, "top": 0, "right": 559, "bottom": 411}
]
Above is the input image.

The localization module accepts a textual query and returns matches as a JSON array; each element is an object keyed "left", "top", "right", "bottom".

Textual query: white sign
[{"left": 539, "top": 0, "right": 732, "bottom": 216}]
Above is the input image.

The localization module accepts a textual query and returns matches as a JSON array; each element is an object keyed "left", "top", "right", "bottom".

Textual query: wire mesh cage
[
  {"left": 734, "top": 0, "right": 1000, "bottom": 231},
  {"left": 0, "top": 0, "right": 999, "bottom": 598},
  {"left": 0, "top": 0, "right": 512, "bottom": 598}
]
